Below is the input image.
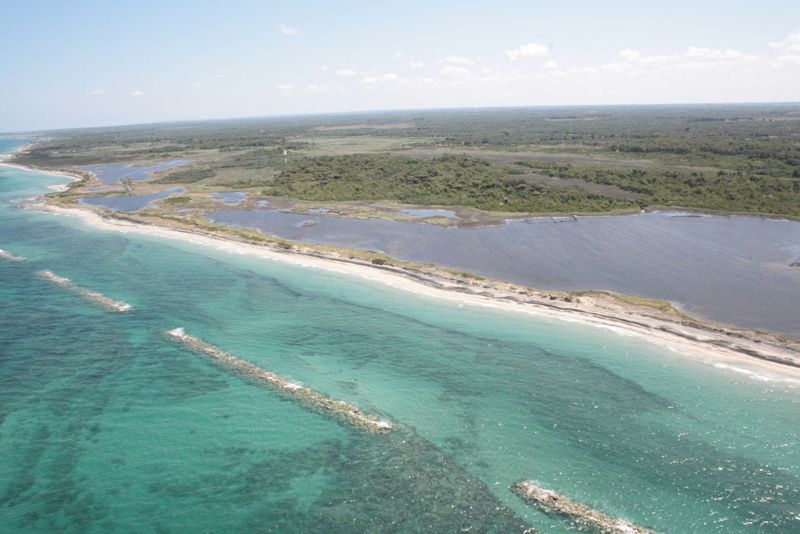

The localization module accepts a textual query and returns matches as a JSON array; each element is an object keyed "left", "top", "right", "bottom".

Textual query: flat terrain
[{"left": 12, "top": 104, "right": 800, "bottom": 218}]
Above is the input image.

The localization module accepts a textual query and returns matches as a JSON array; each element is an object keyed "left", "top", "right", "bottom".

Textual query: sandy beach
[{"left": 27, "top": 201, "right": 800, "bottom": 385}]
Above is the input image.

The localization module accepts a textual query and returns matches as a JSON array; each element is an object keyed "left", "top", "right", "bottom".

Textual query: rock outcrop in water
[
  {"left": 514, "top": 480, "right": 656, "bottom": 534},
  {"left": 165, "top": 328, "right": 395, "bottom": 434},
  {"left": 36, "top": 269, "right": 132, "bottom": 312}
]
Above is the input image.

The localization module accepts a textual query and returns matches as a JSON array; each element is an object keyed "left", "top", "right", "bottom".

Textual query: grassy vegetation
[
  {"left": 160, "top": 196, "right": 192, "bottom": 205},
  {"left": 153, "top": 167, "right": 216, "bottom": 183}
]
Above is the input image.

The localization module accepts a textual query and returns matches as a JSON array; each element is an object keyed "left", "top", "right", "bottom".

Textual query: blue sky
[{"left": 2, "top": 0, "right": 799, "bottom": 131}]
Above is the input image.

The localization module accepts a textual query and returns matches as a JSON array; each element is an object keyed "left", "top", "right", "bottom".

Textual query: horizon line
[{"left": 6, "top": 99, "right": 800, "bottom": 135}]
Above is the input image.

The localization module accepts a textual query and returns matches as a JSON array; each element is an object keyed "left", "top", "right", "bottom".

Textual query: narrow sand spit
[{"left": 32, "top": 203, "right": 800, "bottom": 383}]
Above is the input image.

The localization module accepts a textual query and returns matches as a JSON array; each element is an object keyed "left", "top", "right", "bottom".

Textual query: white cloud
[
  {"left": 89, "top": 89, "right": 106, "bottom": 96},
  {"left": 769, "top": 31, "right": 800, "bottom": 53},
  {"left": 601, "top": 61, "right": 630, "bottom": 73},
  {"left": 439, "top": 65, "right": 471, "bottom": 77},
  {"left": 360, "top": 72, "right": 401, "bottom": 85},
  {"left": 506, "top": 42, "right": 548, "bottom": 62},
  {"left": 619, "top": 48, "right": 642, "bottom": 62},
  {"left": 617, "top": 46, "right": 758, "bottom": 70},
  {"left": 686, "top": 47, "right": 750, "bottom": 60},
  {"left": 769, "top": 31, "right": 800, "bottom": 66},
  {"left": 303, "top": 84, "right": 328, "bottom": 94},
  {"left": 279, "top": 23, "right": 299, "bottom": 36},
  {"left": 773, "top": 54, "right": 800, "bottom": 67},
  {"left": 272, "top": 30, "right": 798, "bottom": 109},
  {"left": 277, "top": 83, "right": 334, "bottom": 96},
  {"left": 394, "top": 52, "right": 425, "bottom": 70},
  {"left": 193, "top": 82, "right": 201, "bottom": 89},
  {"left": 130, "top": 90, "right": 144, "bottom": 97},
  {"left": 445, "top": 55, "right": 474, "bottom": 65},
  {"left": 277, "top": 83, "right": 294, "bottom": 96}
]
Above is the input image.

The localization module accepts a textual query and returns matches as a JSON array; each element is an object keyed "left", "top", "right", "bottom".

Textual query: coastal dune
[
  {"left": 165, "top": 328, "right": 395, "bottom": 433},
  {"left": 36, "top": 269, "right": 132, "bottom": 312}
]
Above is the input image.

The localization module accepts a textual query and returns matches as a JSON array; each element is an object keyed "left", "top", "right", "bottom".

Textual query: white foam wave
[{"left": 712, "top": 362, "right": 800, "bottom": 386}]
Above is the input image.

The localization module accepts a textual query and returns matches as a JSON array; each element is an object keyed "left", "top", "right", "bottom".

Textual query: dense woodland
[
  {"left": 264, "top": 154, "right": 634, "bottom": 213},
  {"left": 12, "top": 104, "right": 800, "bottom": 217}
]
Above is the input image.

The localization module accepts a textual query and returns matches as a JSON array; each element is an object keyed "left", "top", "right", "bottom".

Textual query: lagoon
[
  {"left": 82, "top": 160, "right": 190, "bottom": 184},
  {"left": 79, "top": 187, "right": 186, "bottom": 211},
  {"left": 209, "top": 208, "right": 800, "bottom": 336}
]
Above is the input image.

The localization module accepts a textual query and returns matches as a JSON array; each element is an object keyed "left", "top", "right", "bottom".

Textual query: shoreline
[
  {"left": 4, "top": 144, "right": 799, "bottom": 380},
  {"left": 0, "top": 161, "right": 85, "bottom": 181},
  {"left": 27, "top": 200, "right": 800, "bottom": 383},
  {"left": 0, "top": 161, "right": 87, "bottom": 192}
]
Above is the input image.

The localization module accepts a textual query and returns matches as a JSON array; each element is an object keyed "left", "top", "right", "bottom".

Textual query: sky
[{"left": 1, "top": 0, "right": 799, "bottom": 131}]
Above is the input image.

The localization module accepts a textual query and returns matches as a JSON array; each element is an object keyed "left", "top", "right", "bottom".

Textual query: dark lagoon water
[
  {"left": 80, "top": 188, "right": 186, "bottom": 211},
  {"left": 2, "top": 139, "right": 800, "bottom": 533},
  {"left": 82, "top": 160, "right": 190, "bottom": 184},
  {"left": 209, "top": 209, "right": 800, "bottom": 335}
]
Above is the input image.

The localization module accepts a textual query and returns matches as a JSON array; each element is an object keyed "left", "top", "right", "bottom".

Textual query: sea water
[{"left": 1, "top": 141, "right": 799, "bottom": 532}]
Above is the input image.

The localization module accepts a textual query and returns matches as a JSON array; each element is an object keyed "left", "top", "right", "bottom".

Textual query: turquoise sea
[{"left": 1, "top": 138, "right": 799, "bottom": 532}]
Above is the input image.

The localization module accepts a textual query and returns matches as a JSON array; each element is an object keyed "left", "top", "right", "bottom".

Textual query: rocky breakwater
[
  {"left": 165, "top": 328, "right": 395, "bottom": 434},
  {"left": 0, "top": 248, "right": 24, "bottom": 261},
  {"left": 36, "top": 270, "right": 132, "bottom": 312},
  {"left": 514, "top": 480, "right": 656, "bottom": 534}
]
